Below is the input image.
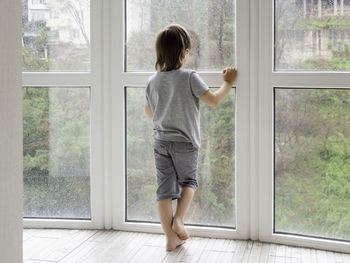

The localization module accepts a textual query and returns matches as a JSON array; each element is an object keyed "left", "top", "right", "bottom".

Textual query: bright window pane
[
  {"left": 126, "top": 0, "right": 236, "bottom": 71},
  {"left": 22, "top": 0, "right": 90, "bottom": 71},
  {"left": 275, "top": 0, "right": 350, "bottom": 71},
  {"left": 126, "top": 87, "right": 236, "bottom": 227},
  {"left": 23, "top": 87, "right": 91, "bottom": 219},
  {"left": 274, "top": 88, "right": 350, "bottom": 240}
]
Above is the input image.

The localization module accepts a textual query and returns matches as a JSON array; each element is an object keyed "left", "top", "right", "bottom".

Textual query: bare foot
[
  {"left": 166, "top": 234, "right": 185, "bottom": 251},
  {"left": 172, "top": 217, "right": 190, "bottom": 240}
]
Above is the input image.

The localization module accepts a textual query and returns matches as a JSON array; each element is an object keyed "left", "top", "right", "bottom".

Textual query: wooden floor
[{"left": 23, "top": 228, "right": 350, "bottom": 263}]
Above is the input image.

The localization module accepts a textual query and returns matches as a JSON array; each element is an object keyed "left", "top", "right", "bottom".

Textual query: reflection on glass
[
  {"left": 21, "top": 0, "right": 90, "bottom": 71},
  {"left": 275, "top": 0, "right": 350, "bottom": 71},
  {"left": 23, "top": 87, "right": 91, "bottom": 219},
  {"left": 275, "top": 88, "right": 350, "bottom": 240},
  {"left": 126, "top": 87, "right": 236, "bottom": 227},
  {"left": 126, "top": 0, "right": 236, "bottom": 71}
]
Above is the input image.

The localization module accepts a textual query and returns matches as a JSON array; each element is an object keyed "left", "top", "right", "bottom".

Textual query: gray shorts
[{"left": 153, "top": 139, "right": 199, "bottom": 201}]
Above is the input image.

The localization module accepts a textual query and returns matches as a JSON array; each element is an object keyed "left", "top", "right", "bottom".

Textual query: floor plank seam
[
  {"left": 203, "top": 249, "right": 236, "bottom": 252},
  {"left": 270, "top": 255, "right": 300, "bottom": 258},
  {"left": 56, "top": 230, "right": 99, "bottom": 262},
  {"left": 193, "top": 241, "right": 207, "bottom": 263},
  {"left": 245, "top": 240, "right": 254, "bottom": 261},
  {"left": 27, "top": 259, "right": 59, "bottom": 262},
  {"left": 143, "top": 244, "right": 163, "bottom": 247},
  {"left": 31, "top": 236, "right": 58, "bottom": 240}
]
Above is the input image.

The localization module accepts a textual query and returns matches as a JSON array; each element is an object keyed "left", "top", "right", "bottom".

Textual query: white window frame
[
  {"left": 258, "top": 0, "right": 350, "bottom": 253},
  {"left": 22, "top": 0, "right": 105, "bottom": 229},
  {"left": 110, "top": 0, "right": 251, "bottom": 239}
]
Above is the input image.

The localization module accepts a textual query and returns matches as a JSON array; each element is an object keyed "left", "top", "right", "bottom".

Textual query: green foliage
[
  {"left": 275, "top": 89, "right": 350, "bottom": 240},
  {"left": 274, "top": 1, "right": 350, "bottom": 71},
  {"left": 278, "top": 14, "right": 350, "bottom": 31},
  {"left": 23, "top": 87, "right": 91, "bottom": 218},
  {"left": 304, "top": 18, "right": 350, "bottom": 30},
  {"left": 300, "top": 44, "right": 350, "bottom": 71},
  {"left": 22, "top": 0, "right": 91, "bottom": 72},
  {"left": 22, "top": 21, "right": 50, "bottom": 71},
  {"left": 126, "top": 0, "right": 235, "bottom": 71},
  {"left": 24, "top": 175, "right": 90, "bottom": 218}
]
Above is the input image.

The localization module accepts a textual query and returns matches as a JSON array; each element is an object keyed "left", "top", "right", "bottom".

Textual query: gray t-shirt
[{"left": 144, "top": 68, "right": 210, "bottom": 149}]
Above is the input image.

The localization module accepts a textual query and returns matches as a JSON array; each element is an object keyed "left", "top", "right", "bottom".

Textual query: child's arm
[
  {"left": 144, "top": 106, "right": 153, "bottom": 119},
  {"left": 199, "top": 67, "right": 237, "bottom": 107}
]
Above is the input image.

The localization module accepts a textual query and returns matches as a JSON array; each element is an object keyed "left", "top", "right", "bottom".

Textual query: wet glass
[
  {"left": 126, "top": 87, "right": 236, "bottom": 227},
  {"left": 21, "top": 0, "right": 90, "bottom": 71},
  {"left": 126, "top": 0, "right": 236, "bottom": 71},
  {"left": 275, "top": 0, "right": 350, "bottom": 71},
  {"left": 23, "top": 87, "right": 91, "bottom": 219},
  {"left": 274, "top": 88, "right": 350, "bottom": 240}
]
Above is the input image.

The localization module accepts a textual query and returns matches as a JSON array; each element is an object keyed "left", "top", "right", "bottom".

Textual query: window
[
  {"left": 275, "top": 0, "right": 350, "bottom": 71},
  {"left": 126, "top": 87, "right": 236, "bottom": 227},
  {"left": 272, "top": 1, "right": 350, "bottom": 242},
  {"left": 258, "top": 0, "right": 350, "bottom": 252},
  {"left": 23, "top": 87, "right": 91, "bottom": 219},
  {"left": 120, "top": 0, "right": 246, "bottom": 232},
  {"left": 23, "top": 0, "right": 90, "bottom": 71},
  {"left": 126, "top": 0, "right": 236, "bottom": 71},
  {"left": 22, "top": 0, "right": 98, "bottom": 224},
  {"left": 274, "top": 88, "right": 350, "bottom": 241},
  {"left": 115, "top": 0, "right": 252, "bottom": 239}
]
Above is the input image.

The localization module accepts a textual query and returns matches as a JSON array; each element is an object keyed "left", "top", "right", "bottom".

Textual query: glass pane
[
  {"left": 22, "top": 0, "right": 90, "bottom": 71},
  {"left": 126, "top": 0, "right": 236, "bottom": 72},
  {"left": 274, "top": 88, "right": 350, "bottom": 240},
  {"left": 275, "top": 0, "right": 350, "bottom": 71},
  {"left": 23, "top": 87, "right": 91, "bottom": 219},
  {"left": 126, "top": 87, "right": 236, "bottom": 227}
]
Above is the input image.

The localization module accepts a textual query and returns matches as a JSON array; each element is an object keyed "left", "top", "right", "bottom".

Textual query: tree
[
  {"left": 46, "top": 0, "right": 90, "bottom": 47},
  {"left": 23, "top": 87, "right": 91, "bottom": 218},
  {"left": 318, "top": 0, "right": 322, "bottom": 18},
  {"left": 275, "top": 89, "right": 350, "bottom": 240},
  {"left": 22, "top": 20, "right": 50, "bottom": 71}
]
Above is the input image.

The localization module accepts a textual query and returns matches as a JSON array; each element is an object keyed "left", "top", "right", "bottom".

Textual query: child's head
[{"left": 155, "top": 24, "right": 192, "bottom": 72}]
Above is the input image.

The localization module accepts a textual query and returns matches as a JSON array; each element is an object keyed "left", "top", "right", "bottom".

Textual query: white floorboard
[{"left": 23, "top": 229, "right": 350, "bottom": 263}]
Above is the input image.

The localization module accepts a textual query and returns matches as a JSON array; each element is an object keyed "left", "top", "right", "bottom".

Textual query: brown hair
[{"left": 155, "top": 24, "right": 192, "bottom": 72}]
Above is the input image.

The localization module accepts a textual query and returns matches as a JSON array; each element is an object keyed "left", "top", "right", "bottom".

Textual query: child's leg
[
  {"left": 172, "top": 186, "right": 195, "bottom": 239},
  {"left": 157, "top": 199, "right": 185, "bottom": 251},
  {"left": 171, "top": 141, "right": 199, "bottom": 240}
]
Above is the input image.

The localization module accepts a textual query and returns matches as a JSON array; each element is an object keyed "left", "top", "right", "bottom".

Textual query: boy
[{"left": 144, "top": 24, "right": 237, "bottom": 251}]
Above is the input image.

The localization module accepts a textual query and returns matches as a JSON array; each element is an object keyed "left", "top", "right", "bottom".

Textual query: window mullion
[
  {"left": 271, "top": 72, "right": 350, "bottom": 88},
  {"left": 22, "top": 72, "right": 92, "bottom": 86}
]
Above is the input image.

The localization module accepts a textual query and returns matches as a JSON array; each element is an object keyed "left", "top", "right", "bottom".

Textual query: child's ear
[
  {"left": 182, "top": 49, "right": 189, "bottom": 59},
  {"left": 181, "top": 50, "right": 188, "bottom": 59}
]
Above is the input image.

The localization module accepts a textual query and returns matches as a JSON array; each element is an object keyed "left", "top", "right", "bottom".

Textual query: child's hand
[{"left": 222, "top": 67, "right": 237, "bottom": 85}]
